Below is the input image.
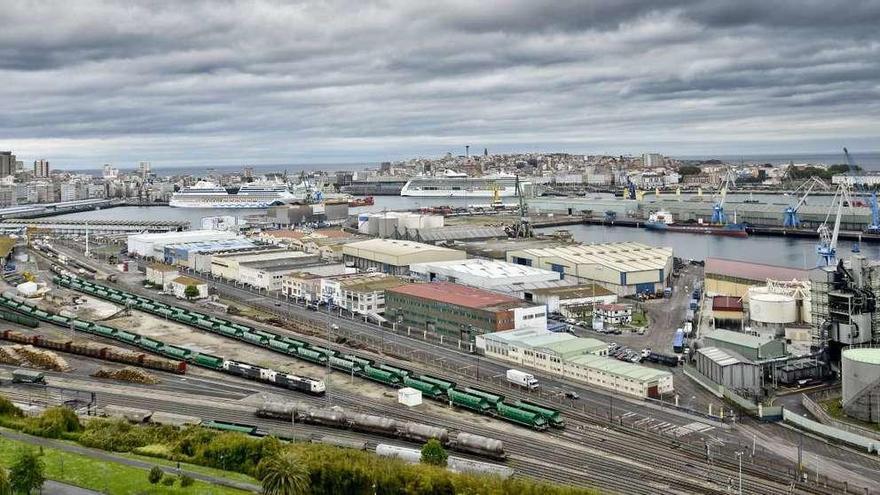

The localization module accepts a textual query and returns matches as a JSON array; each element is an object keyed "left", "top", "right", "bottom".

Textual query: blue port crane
[
  {"left": 816, "top": 181, "right": 855, "bottom": 266},
  {"left": 783, "top": 176, "right": 829, "bottom": 228},
  {"left": 710, "top": 167, "right": 736, "bottom": 224}
]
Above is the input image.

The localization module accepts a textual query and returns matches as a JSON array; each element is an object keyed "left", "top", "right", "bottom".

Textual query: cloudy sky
[{"left": 2, "top": 0, "right": 879, "bottom": 168}]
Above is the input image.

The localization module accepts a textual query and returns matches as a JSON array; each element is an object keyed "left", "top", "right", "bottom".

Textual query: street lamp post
[{"left": 736, "top": 451, "right": 743, "bottom": 495}]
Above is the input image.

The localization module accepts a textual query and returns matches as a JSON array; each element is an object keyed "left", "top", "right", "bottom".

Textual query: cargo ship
[
  {"left": 644, "top": 211, "right": 748, "bottom": 238},
  {"left": 400, "top": 170, "right": 526, "bottom": 197}
]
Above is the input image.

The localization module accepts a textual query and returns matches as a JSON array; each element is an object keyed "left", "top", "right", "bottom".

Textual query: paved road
[
  {"left": 0, "top": 428, "right": 260, "bottom": 493},
  {"left": 43, "top": 481, "right": 102, "bottom": 495}
]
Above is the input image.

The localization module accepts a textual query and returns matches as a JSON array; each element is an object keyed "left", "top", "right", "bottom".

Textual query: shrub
[
  {"left": 0, "top": 396, "right": 22, "bottom": 418},
  {"left": 79, "top": 419, "right": 176, "bottom": 452},
  {"left": 179, "top": 474, "right": 194, "bottom": 488},
  {"left": 148, "top": 466, "right": 164, "bottom": 484},
  {"left": 22, "top": 407, "right": 81, "bottom": 439},
  {"left": 161, "top": 476, "right": 175, "bottom": 486},
  {"left": 9, "top": 448, "right": 45, "bottom": 495},
  {"left": 420, "top": 439, "right": 448, "bottom": 467}
]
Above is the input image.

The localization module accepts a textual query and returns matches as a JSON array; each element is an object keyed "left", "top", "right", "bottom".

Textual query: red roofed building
[
  {"left": 385, "top": 282, "right": 547, "bottom": 341},
  {"left": 704, "top": 257, "right": 810, "bottom": 298}
]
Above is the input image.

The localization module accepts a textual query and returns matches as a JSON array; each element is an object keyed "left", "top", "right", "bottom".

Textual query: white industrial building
[
  {"left": 841, "top": 348, "right": 880, "bottom": 423},
  {"left": 342, "top": 238, "right": 466, "bottom": 275},
  {"left": 506, "top": 242, "right": 673, "bottom": 296},
  {"left": 145, "top": 263, "right": 179, "bottom": 289},
  {"left": 210, "top": 249, "right": 304, "bottom": 280},
  {"left": 168, "top": 276, "right": 208, "bottom": 300},
  {"left": 476, "top": 328, "right": 673, "bottom": 398},
  {"left": 127, "top": 230, "right": 238, "bottom": 258},
  {"left": 356, "top": 212, "right": 444, "bottom": 238},
  {"left": 320, "top": 273, "right": 407, "bottom": 315},
  {"left": 237, "top": 253, "right": 321, "bottom": 291},
  {"left": 529, "top": 285, "right": 617, "bottom": 316},
  {"left": 408, "top": 258, "right": 565, "bottom": 297}
]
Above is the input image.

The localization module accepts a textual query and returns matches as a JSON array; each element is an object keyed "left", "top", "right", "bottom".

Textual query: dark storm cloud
[{"left": 1, "top": 0, "right": 878, "bottom": 166}]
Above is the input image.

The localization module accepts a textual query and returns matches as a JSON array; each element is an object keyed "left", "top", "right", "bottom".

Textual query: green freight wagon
[
  {"left": 242, "top": 332, "right": 269, "bottom": 346},
  {"left": 48, "top": 315, "right": 69, "bottom": 325},
  {"left": 378, "top": 364, "right": 411, "bottom": 378},
  {"left": 463, "top": 387, "right": 504, "bottom": 407},
  {"left": 200, "top": 420, "right": 258, "bottom": 435},
  {"left": 495, "top": 402, "right": 548, "bottom": 430},
  {"left": 194, "top": 319, "right": 215, "bottom": 330},
  {"left": 362, "top": 365, "right": 401, "bottom": 386},
  {"left": 191, "top": 353, "right": 224, "bottom": 369},
  {"left": 343, "top": 354, "right": 373, "bottom": 367},
  {"left": 92, "top": 325, "right": 117, "bottom": 338},
  {"left": 330, "top": 356, "right": 362, "bottom": 374},
  {"left": 419, "top": 375, "right": 456, "bottom": 392},
  {"left": 447, "top": 389, "right": 490, "bottom": 413},
  {"left": 32, "top": 310, "right": 50, "bottom": 319},
  {"left": 115, "top": 331, "right": 139, "bottom": 344},
  {"left": 402, "top": 376, "right": 444, "bottom": 399},
  {"left": 230, "top": 323, "right": 251, "bottom": 332},
  {"left": 309, "top": 345, "right": 337, "bottom": 358},
  {"left": 514, "top": 401, "right": 565, "bottom": 428},
  {"left": 73, "top": 320, "right": 92, "bottom": 332},
  {"left": 215, "top": 325, "right": 241, "bottom": 338},
  {"left": 0, "top": 310, "right": 39, "bottom": 328},
  {"left": 162, "top": 345, "right": 191, "bottom": 360},
  {"left": 268, "top": 339, "right": 295, "bottom": 353},
  {"left": 296, "top": 347, "right": 328, "bottom": 364},
  {"left": 138, "top": 337, "right": 164, "bottom": 352}
]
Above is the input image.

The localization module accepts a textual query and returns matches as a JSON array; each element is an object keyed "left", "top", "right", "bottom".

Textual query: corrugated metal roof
[
  {"left": 388, "top": 282, "right": 527, "bottom": 310},
  {"left": 513, "top": 242, "right": 672, "bottom": 273},
  {"left": 705, "top": 329, "right": 774, "bottom": 349},
  {"left": 705, "top": 257, "right": 809, "bottom": 282},
  {"left": 698, "top": 346, "right": 752, "bottom": 366},
  {"left": 410, "top": 258, "right": 558, "bottom": 280},
  {"left": 567, "top": 354, "right": 672, "bottom": 382}
]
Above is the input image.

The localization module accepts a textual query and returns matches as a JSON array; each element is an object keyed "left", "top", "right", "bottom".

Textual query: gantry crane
[
  {"left": 710, "top": 167, "right": 737, "bottom": 224},
  {"left": 844, "top": 147, "right": 880, "bottom": 233},
  {"left": 783, "top": 176, "right": 829, "bottom": 228}
]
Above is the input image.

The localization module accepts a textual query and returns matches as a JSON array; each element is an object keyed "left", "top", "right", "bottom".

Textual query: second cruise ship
[
  {"left": 400, "top": 171, "right": 525, "bottom": 197},
  {"left": 169, "top": 179, "right": 298, "bottom": 208}
]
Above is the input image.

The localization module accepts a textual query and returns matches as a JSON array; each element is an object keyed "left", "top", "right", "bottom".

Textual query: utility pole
[{"left": 736, "top": 451, "right": 743, "bottom": 495}]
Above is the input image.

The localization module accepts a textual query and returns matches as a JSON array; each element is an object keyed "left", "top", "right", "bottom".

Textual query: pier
[{"left": 0, "top": 218, "right": 189, "bottom": 234}]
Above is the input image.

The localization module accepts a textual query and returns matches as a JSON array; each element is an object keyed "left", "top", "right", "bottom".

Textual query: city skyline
[{"left": 2, "top": 0, "right": 879, "bottom": 167}]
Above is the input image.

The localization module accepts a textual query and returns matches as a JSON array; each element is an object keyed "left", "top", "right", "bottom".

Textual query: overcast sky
[{"left": 2, "top": 0, "right": 879, "bottom": 168}]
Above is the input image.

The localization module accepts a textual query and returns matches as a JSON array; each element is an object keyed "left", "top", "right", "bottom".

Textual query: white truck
[{"left": 506, "top": 369, "right": 539, "bottom": 390}]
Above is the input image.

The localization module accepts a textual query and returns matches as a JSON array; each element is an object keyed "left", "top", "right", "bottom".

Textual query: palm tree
[
  {"left": 257, "top": 451, "right": 309, "bottom": 495},
  {"left": 0, "top": 467, "right": 12, "bottom": 495}
]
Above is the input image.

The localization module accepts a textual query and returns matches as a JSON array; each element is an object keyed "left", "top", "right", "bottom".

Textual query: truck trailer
[{"left": 506, "top": 369, "right": 539, "bottom": 390}]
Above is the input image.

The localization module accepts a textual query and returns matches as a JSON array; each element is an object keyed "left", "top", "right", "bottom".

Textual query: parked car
[{"left": 564, "top": 391, "right": 580, "bottom": 400}]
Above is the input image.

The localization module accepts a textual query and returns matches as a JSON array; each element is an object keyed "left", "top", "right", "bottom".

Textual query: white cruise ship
[
  {"left": 169, "top": 179, "right": 297, "bottom": 208},
  {"left": 400, "top": 171, "right": 526, "bottom": 197}
]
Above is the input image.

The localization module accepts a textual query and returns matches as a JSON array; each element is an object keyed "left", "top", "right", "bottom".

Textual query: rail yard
[{"left": 0, "top": 235, "right": 876, "bottom": 495}]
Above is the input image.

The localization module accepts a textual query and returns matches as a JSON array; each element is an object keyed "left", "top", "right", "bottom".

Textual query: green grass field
[{"left": 0, "top": 437, "right": 255, "bottom": 495}]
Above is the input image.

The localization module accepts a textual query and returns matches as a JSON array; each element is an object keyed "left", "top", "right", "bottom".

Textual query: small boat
[{"left": 348, "top": 196, "right": 375, "bottom": 207}]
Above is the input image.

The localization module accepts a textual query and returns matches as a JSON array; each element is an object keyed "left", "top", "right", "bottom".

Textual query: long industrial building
[
  {"left": 128, "top": 230, "right": 239, "bottom": 258},
  {"left": 408, "top": 258, "right": 570, "bottom": 298},
  {"left": 476, "top": 328, "right": 673, "bottom": 398},
  {"left": 385, "top": 282, "right": 547, "bottom": 341},
  {"left": 505, "top": 242, "right": 673, "bottom": 296},
  {"left": 704, "top": 257, "right": 810, "bottom": 298},
  {"left": 342, "top": 238, "right": 466, "bottom": 275}
]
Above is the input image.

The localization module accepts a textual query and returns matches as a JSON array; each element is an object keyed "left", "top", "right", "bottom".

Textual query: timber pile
[
  {"left": 12, "top": 345, "right": 70, "bottom": 371},
  {"left": 91, "top": 366, "right": 159, "bottom": 384},
  {"left": 0, "top": 346, "right": 23, "bottom": 365}
]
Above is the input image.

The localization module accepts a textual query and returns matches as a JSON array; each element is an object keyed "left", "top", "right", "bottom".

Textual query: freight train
[
  {"left": 0, "top": 292, "right": 325, "bottom": 395},
  {"left": 52, "top": 274, "right": 563, "bottom": 432},
  {"left": 255, "top": 400, "right": 507, "bottom": 459}
]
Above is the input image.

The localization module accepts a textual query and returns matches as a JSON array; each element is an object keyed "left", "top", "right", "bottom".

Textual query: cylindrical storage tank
[
  {"left": 748, "top": 288, "right": 797, "bottom": 324},
  {"left": 841, "top": 349, "right": 880, "bottom": 420},
  {"left": 454, "top": 432, "right": 505, "bottom": 458},
  {"left": 306, "top": 408, "right": 347, "bottom": 427},
  {"left": 347, "top": 413, "right": 397, "bottom": 435},
  {"left": 400, "top": 422, "right": 449, "bottom": 444}
]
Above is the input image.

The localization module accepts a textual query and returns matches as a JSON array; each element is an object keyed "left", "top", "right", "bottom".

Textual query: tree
[
  {"left": 678, "top": 165, "right": 702, "bottom": 176},
  {"left": 9, "top": 448, "right": 44, "bottom": 495},
  {"left": 256, "top": 451, "right": 309, "bottom": 495},
  {"left": 420, "top": 439, "right": 448, "bottom": 467},
  {"left": 0, "top": 467, "right": 11, "bottom": 495},
  {"left": 148, "top": 466, "right": 164, "bottom": 484},
  {"left": 179, "top": 474, "right": 194, "bottom": 488},
  {"left": 184, "top": 284, "right": 200, "bottom": 300}
]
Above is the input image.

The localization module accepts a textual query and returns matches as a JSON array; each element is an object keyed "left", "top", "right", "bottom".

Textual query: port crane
[
  {"left": 710, "top": 167, "right": 737, "bottom": 224},
  {"left": 782, "top": 176, "right": 829, "bottom": 228},
  {"left": 816, "top": 178, "right": 856, "bottom": 266}
]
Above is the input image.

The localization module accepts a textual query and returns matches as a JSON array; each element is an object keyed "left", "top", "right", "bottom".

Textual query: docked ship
[
  {"left": 644, "top": 211, "right": 748, "bottom": 238},
  {"left": 169, "top": 179, "right": 297, "bottom": 208},
  {"left": 400, "top": 170, "right": 525, "bottom": 197}
]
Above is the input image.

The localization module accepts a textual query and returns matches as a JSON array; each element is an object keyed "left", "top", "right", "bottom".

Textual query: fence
[
  {"left": 783, "top": 408, "right": 878, "bottom": 455},
  {"left": 801, "top": 393, "right": 880, "bottom": 443}
]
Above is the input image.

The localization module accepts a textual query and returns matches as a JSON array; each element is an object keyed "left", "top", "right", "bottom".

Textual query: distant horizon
[{"left": 36, "top": 149, "right": 880, "bottom": 172}]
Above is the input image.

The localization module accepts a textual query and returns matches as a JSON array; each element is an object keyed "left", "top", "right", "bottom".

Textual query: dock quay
[{"left": 0, "top": 218, "right": 189, "bottom": 234}]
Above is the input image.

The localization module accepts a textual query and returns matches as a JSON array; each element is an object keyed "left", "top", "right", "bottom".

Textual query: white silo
[
  {"left": 841, "top": 348, "right": 880, "bottom": 423},
  {"left": 748, "top": 286, "right": 797, "bottom": 337}
]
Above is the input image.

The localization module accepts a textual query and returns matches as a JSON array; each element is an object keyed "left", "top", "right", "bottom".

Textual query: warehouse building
[
  {"left": 703, "top": 329, "right": 786, "bottom": 362},
  {"left": 385, "top": 282, "right": 546, "bottom": 341},
  {"left": 704, "top": 258, "right": 809, "bottom": 298},
  {"left": 506, "top": 242, "right": 673, "bottom": 296},
  {"left": 409, "top": 258, "right": 565, "bottom": 297},
  {"left": 356, "top": 211, "right": 444, "bottom": 238},
  {"left": 145, "top": 263, "right": 179, "bottom": 289},
  {"left": 476, "top": 328, "right": 673, "bottom": 398},
  {"left": 237, "top": 253, "right": 321, "bottom": 291},
  {"left": 456, "top": 238, "right": 569, "bottom": 260},
  {"left": 694, "top": 347, "right": 762, "bottom": 396},
  {"left": 342, "top": 239, "right": 466, "bottom": 276},
  {"left": 268, "top": 201, "right": 349, "bottom": 226},
  {"left": 210, "top": 249, "right": 306, "bottom": 280},
  {"left": 163, "top": 238, "right": 259, "bottom": 268},
  {"left": 282, "top": 272, "right": 324, "bottom": 302},
  {"left": 529, "top": 285, "right": 617, "bottom": 316},
  {"left": 712, "top": 296, "right": 744, "bottom": 330},
  {"left": 127, "top": 230, "right": 239, "bottom": 258},
  {"left": 168, "top": 276, "right": 208, "bottom": 300}
]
